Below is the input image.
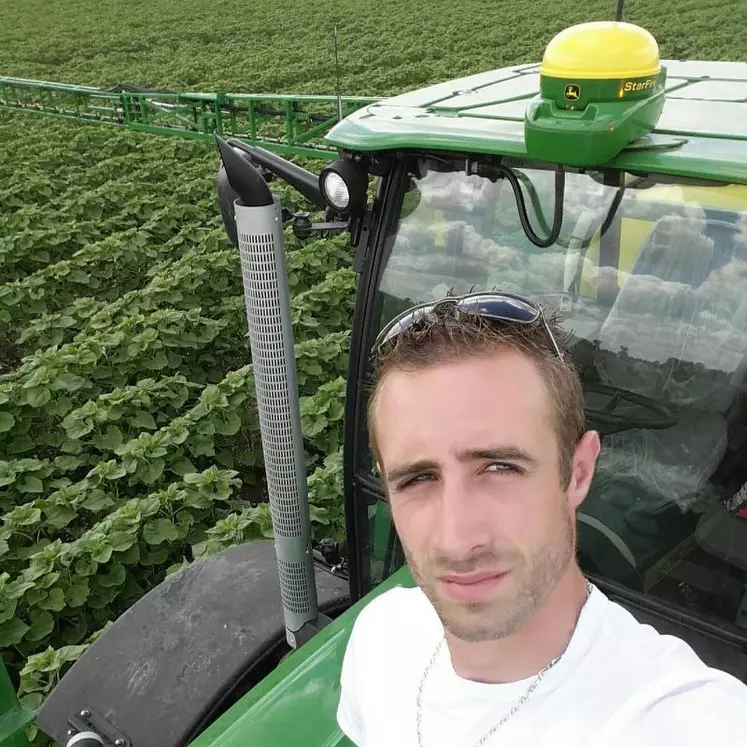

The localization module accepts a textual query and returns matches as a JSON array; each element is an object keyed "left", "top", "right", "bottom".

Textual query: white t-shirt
[{"left": 336, "top": 583, "right": 747, "bottom": 746}]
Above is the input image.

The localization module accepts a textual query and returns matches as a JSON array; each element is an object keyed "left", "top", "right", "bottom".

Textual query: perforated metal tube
[{"left": 234, "top": 198, "right": 319, "bottom": 646}]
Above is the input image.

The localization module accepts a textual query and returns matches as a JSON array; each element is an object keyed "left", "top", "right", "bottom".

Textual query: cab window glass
[{"left": 361, "top": 160, "right": 747, "bottom": 635}]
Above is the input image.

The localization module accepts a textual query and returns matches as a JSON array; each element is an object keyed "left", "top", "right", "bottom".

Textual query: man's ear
[{"left": 568, "top": 430, "right": 601, "bottom": 510}]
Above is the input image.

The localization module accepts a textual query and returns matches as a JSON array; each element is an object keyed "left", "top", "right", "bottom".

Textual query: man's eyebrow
[
  {"left": 456, "top": 446, "right": 539, "bottom": 467},
  {"left": 385, "top": 447, "right": 538, "bottom": 483},
  {"left": 386, "top": 460, "right": 439, "bottom": 484}
]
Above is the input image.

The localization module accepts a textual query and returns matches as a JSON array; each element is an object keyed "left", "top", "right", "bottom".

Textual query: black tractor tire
[{"left": 36, "top": 540, "right": 349, "bottom": 747}]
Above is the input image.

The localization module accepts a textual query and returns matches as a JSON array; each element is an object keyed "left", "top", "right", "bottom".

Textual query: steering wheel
[{"left": 583, "top": 379, "right": 680, "bottom": 435}]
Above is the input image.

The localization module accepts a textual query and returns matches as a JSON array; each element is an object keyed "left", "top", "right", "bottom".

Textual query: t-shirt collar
[{"left": 434, "top": 584, "right": 608, "bottom": 701}]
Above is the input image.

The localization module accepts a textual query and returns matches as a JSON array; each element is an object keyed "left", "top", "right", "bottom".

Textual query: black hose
[
  {"left": 499, "top": 164, "right": 565, "bottom": 248},
  {"left": 514, "top": 169, "right": 552, "bottom": 237}
]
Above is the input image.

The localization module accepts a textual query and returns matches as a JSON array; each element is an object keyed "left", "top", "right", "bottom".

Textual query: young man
[{"left": 336, "top": 292, "right": 747, "bottom": 746}]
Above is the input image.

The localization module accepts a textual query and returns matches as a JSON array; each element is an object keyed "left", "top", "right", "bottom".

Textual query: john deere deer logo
[{"left": 564, "top": 84, "right": 581, "bottom": 101}]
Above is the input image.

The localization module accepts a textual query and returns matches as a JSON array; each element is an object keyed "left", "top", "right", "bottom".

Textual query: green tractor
[{"left": 4, "top": 15, "right": 747, "bottom": 747}]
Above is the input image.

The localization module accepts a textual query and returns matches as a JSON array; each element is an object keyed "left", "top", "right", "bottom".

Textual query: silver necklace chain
[{"left": 416, "top": 580, "right": 593, "bottom": 747}]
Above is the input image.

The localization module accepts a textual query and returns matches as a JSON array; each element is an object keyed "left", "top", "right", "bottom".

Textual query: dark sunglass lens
[
  {"left": 459, "top": 295, "right": 539, "bottom": 323},
  {"left": 377, "top": 305, "right": 434, "bottom": 347}
]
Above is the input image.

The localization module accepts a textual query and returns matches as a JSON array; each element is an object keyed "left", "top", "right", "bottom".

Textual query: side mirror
[{"left": 217, "top": 163, "right": 240, "bottom": 250}]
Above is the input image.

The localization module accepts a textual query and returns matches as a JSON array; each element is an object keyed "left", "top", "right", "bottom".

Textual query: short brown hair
[{"left": 367, "top": 302, "right": 585, "bottom": 489}]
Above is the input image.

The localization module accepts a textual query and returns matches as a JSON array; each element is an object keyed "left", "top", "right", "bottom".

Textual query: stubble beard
[{"left": 402, "top": 507, "right": 576, "bottom": 643}]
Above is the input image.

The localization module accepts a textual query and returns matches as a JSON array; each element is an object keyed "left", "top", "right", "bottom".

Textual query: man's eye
[
  {"left": 485, "top": 462, "right": 522, "bottom": 474},
  {"left": 399, "top": 473, "right": 434, "bottom": 490}
]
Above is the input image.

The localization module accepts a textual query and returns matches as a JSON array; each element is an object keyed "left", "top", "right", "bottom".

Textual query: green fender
[{"left": 191, "top": 564, "right": 415, "bottom": 747}]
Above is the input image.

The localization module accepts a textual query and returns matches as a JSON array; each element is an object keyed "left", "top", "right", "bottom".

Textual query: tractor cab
[{"left": 310, "top": 20, "right": 747, "bottom": 680}]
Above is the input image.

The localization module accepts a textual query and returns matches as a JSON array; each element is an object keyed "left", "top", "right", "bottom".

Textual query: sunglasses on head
[{"left": 374, "top": 291, "right": 564, "bottom": 358}]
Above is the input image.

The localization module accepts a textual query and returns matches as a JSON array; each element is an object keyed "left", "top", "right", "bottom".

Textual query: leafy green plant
[
  {"left": 18, "top": 623, "right": 112, "bottom": 745},
  {"left": 13, "top": 231, "right": 232, "bottom": 351},
  {"left": 191, "top": 503, "right": 275, "bottom": 560},
  {"left": 307, "top": 447, "right": 345, "bottom": 544},
  {"left": 291, "top": 268, "right": 357, "bottom": 340},
  {"left": 0, "top": 467, "right": 243, "bottom": 656},
  {"left": 300, "top": 377, "right": 347, "bottom": 462},
  {"left": 0, "top": 455, "right": 90, "bottom": 511},
  {"left": 0, "top": 116, "right": 358, "bottom": 692}
]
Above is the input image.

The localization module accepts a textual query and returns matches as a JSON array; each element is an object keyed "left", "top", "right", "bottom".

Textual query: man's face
[{"left": 374, "top": 350, "right": 598, "bottom": 643}]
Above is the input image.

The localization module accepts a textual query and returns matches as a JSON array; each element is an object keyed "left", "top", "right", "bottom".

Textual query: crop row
[
  {"left": 1, "top": 365, "right": 348, "bottom": 678},
  {"left": 0, "top": 107, "right": 354, "bottom": 698},
  {"left": 1, "top": 327, "right": 349, "bottom": 503},
  {"left": 0, "top": 466, "right": 245, "bottom": 663},
  {"left": 14, "top": 230, "right": 352, "bottom": 353},
  {"left": 1, "top": 151, "right": 218, "bottom": 281},
  {"left": 1, "top": 332, "right": 350, "bottom": 568},
  {"left": 0, "top": 266, "right": 356, "bottom": 458},
  {"left": 0, "top": 209, "right": 220, "bottom": 332}
]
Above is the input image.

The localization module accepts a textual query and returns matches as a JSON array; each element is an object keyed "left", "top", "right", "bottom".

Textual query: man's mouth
[{"left": 439, "top": 570, "right": 509, "bottom": 602}]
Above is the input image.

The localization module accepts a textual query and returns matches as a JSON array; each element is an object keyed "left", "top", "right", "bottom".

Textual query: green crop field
[{"left": 0, "top": 0, "right": 745, "bottom": 739}]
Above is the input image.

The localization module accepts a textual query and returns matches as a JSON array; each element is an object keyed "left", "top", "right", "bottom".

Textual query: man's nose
[{"left": 431, "top": 475, "right": 493, "bottom": 561}]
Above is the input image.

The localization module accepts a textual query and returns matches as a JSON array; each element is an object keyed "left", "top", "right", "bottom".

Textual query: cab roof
[{"left": 325, "top": 61, "right": 747, "bottom": 184}]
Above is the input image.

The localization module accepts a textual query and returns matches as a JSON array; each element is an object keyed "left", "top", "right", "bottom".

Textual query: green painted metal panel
[
  {"left": 669, "top": 80, "right": 747, "bottom": 101},
  {"left": 459, "top": 99, "right": 530, "bottom": 120},
  {"left": 663, "top": 60, "right": 747, "bottom": 78},
  {"left": 190, "top": 564, "right": 415, "bottom": 747},
  {"left": 430, "top": 73, "right": 538, "bottom": 111},
  {"left": 0, "top": 662, "right": 33, "bottom": 747},
  {"left": 656, "top": 99, "right": 747, "bottom": 139},
  {"left": 609, "top": 134, "right": 747, "bottom": 182},
  {"left": 381, "top": 69, "right": 523, "bottom": 109},
  {"left": 325, "top": 103, "right": 528, "bottom": 153},
  {"left": 324, "top": 59, "right": 747, "bottom": 181}
]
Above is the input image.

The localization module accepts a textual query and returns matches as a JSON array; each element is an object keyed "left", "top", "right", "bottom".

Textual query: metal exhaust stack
[{"left": 215, "top": 137, "right": 329, "bottom": 648}]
